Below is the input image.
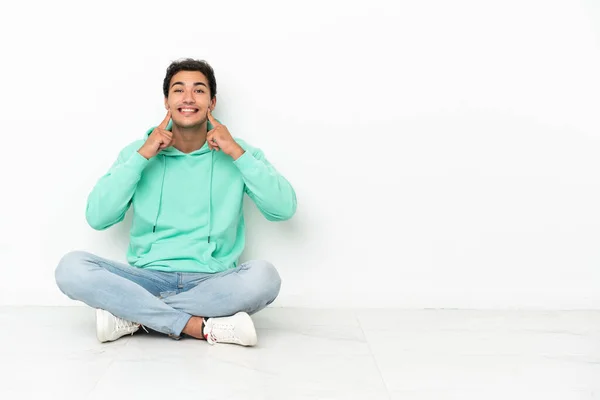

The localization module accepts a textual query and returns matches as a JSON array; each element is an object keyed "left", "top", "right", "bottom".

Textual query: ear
[
  {"left": 164, "top": 97, "right": 169, "bottom": 110},
  {"left": 210, "top": 97, "right": 217, "bottom": 111}
]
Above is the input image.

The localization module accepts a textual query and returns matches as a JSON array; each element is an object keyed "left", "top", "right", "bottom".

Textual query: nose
[{"left": 182, "top": 89, "right": 194, "bottom": 103}]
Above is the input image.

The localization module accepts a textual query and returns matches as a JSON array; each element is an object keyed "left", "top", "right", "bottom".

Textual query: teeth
[{"left": 181, "top": 108, "right": 196, "bottom": 112}]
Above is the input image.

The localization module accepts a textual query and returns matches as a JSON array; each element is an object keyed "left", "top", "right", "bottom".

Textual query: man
[{"left": 55, "top": 58, "right": 297, "bottom": 347}]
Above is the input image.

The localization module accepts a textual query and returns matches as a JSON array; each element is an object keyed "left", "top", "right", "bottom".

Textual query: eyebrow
[{"left": 170, "top": 82, "right": 208, "bottom": 89}]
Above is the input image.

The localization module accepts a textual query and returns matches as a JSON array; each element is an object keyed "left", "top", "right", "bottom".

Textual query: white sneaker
[
  {"left": 96, "top": 309, "right": 140, "bottom": 343},
  {"left": 203, "top": 312, "right": 258, "bottom": 346}
]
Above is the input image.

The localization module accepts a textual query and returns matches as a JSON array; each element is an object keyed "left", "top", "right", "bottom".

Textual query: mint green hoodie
[{"left": 85, "top": 120, "right": 297, "bottom": 273}]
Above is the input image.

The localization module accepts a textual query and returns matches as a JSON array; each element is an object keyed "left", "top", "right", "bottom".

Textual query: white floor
[{"left": 1, "top": 307, "right": 599, "bottom": 400}]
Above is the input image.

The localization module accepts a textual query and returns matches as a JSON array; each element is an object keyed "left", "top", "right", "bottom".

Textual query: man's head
[{"left": 163, "top": 58, "right": 217, "bottom": 129}]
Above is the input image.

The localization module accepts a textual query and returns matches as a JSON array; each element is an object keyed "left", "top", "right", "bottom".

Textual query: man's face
[{"left": 164, "top": 70, "right": 215, "bottom": 128}]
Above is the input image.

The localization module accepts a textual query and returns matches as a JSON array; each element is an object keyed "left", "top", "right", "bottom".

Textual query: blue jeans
[{"left": 55, "top": 251, "right": 282, "bottom": 337}]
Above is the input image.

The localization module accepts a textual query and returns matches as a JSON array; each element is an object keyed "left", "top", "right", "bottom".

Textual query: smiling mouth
[{"left": 178, "top": 107, "right": 199, "bottom": 114}]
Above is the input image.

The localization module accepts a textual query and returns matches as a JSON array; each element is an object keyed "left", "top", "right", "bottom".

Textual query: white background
[{"left": 1, "top": 0, "right": 600, "bottom": 309}]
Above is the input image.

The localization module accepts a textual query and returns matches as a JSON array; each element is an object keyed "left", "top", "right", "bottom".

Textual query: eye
[
  {"left": 174, "top": 89, "right": 183, "bottom": 93},
  {"left": 195, "top": 89, "right": 205, "bottom": 94}
]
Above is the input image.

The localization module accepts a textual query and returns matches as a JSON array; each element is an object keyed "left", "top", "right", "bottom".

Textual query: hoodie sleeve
[
  {"left": 85, "top": 143, "right": 149, "bottom": 230},
  {"left": 233, "top": 143, "right": 297, "bottom": 221}
]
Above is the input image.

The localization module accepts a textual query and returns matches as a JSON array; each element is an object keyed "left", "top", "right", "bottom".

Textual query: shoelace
[
  {"left": 114, "top": 317, "right": 135, "bottom": 331},
  {"left": 209, "top": 322, "right": 237, "bottom": 342},
  {"left": 114, "top": 317, "right": 147, "bottom": 335}
]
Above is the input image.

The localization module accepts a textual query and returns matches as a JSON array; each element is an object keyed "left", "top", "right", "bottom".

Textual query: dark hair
[{"left": 163, "top": 58, "right": 217, "bottom": 99}]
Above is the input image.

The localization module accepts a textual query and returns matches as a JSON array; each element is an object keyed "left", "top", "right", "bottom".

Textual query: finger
[
  {"left": 160, "top": 133, "right": 173, "bottom": 146},
  {"left": 209, "top": 142, "right": 219, "bottom": 151},
  {"left": 207, "top": 109, "right": 220, "bottom": 126},
  {"left": 208, "top": 134, "right": 219, "bottom": 146},
  {"left": 159, "top": 132, "right": 174, "bottom": 147},
  {"left": 159, "top": 110, "right": 172, "bottom": 129},
  {"left": 208, "top": 139, "right": 219, "bottom": 151}
]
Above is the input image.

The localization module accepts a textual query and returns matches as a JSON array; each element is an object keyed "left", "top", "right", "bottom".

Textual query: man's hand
[
  {"left": 207, "top": 110, "right": 245, "bottom": 160},
  {"left": 138, "top": 111, "right": 174, "bottom": 159}
]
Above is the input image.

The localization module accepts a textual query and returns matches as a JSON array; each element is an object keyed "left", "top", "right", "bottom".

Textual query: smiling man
[{"left": 55, "top": 58, "right": 297, "bottom": 346}]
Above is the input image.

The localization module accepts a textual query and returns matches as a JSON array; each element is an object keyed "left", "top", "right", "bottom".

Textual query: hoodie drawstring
[
  {"left": 207, "top": 150, "right": 214, "bottom": 243},
  {"left": 153, "top": 150, "right": 215, "bottom": 245},
  {"left": 153, "top": 155, "right": 167, "bottom": 233}
]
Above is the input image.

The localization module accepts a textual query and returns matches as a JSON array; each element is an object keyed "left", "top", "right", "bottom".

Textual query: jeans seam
[{"left": 96, "top": 259, "right": 168, "bottom": 288}]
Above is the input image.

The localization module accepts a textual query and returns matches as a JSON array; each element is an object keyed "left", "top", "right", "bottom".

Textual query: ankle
[{"left": 182, "top": 316, "right": 205, "bottom": 339}]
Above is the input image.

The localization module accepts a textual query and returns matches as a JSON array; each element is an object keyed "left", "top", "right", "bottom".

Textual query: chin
[{"left": 173, "top": 118, "right": 204, "bottom": 129}]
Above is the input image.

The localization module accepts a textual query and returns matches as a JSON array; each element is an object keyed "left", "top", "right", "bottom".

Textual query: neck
[{"left": 171, "top": 121, "right": 208, "bottom": 153}]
